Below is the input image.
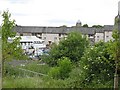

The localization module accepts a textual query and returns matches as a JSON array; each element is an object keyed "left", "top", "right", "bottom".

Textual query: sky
[{"left": 0, "top": 0, "right": 120, "bottom": 27}]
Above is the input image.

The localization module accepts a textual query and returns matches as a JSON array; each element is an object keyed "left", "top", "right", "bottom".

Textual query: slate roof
[
  {"left": 95, "top": 28, "right": 104, "bottom": 33},
  {"left": 68, "top": 27, "right": 95, "bottom": 34},
  {"left": 103, "top": 25, "right": 114, "bottom": 31},
  {"left": 13, "top": 25, "right": 114, "bottom": 35},
  {"left": 13, "top": 26, "right": 66, "bottom": 34}
]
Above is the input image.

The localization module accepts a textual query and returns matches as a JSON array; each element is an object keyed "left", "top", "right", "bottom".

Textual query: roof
[
  {"left": 13, "top": 25, "right": 114, "bottom": 35},
  {"left": 68, "top": 27, "right": 95, "bottom": 34},
  {"left": 103, "top": 25, "right": 114, "bottom": 31},
  {"left": 13, "top": 26, "right": 66, "bottom": 34}
]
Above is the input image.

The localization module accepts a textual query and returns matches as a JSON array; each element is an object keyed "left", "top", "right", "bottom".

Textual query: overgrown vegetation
[
  {"left": 79, "top": 41, "right": 115, "bottom": 88},
  {"left": 48, "top": 57, "right": 72, "bottom": 79},
  {"left": 2, "top": 11, "right": 120, "bottom": 88}
]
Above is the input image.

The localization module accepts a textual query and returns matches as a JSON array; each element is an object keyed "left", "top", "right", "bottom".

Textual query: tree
[
  {"left": 1, "top": 10, "right": 24, "bottom": 61},
  {"left": 1, "top": 11, "right": 25, "bottom": 75},
  {"left": 79, "top": 41, "right": 115, "bottom": 88},
  {"left": 92, "top": 25, "right": 103, "bottom": 28},
  {"left": 110, "top": 14, "right": 120, "bottom": 88},
  {"left": 43, "top": 31, "right": 89, "bottom": 66},
  {"left": 83, "top": 24, "right": 88, "bottom": 27}
]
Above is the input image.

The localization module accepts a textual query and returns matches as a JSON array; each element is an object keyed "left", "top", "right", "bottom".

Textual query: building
[{"left": 13, "top": 21, "right": 114, "bottom": 45}]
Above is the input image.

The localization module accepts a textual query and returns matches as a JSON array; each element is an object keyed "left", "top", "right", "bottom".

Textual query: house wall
[
  {"left": 42, "top": 33, "right": 59, "bottom": 45},
  {"left": 95, "top": 33, "right": 104, "bottom": 42},
  {"left": 104, "top": 31, "right": 113, "bottom": 42}
]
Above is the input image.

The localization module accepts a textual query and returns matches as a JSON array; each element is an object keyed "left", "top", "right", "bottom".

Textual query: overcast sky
[{"left": 0, "top": 0, "right": 120, "bottom": 27}]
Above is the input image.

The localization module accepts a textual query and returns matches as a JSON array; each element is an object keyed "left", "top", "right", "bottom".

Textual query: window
[
  {"left": 97, "top": 36, "right": 99, "bottom": 38},
  {"left": 44, "top": 37, "right": 46, "bottom": 40},
  {"left": 48, "top": 41, "right": 52, "bottom": 44},
  {"left": 24, "top": 42, "right": 26, "bottom": 45},
  {"left": 20, "top": 33, "right": 23, "bottom": 36},
  {"left": 54, "top": 37, "right": 57, "bottom": 40},
  {"left": 34, "top": 41, "right": 41, "bottom": 44},
  {"left": 37, "top": 33, "right": 42, "bottom": 37},
  {"left": 39, "top": 37, "right": 42, "bottom": 39},
  {"left": 32, "top": 33, "right": 35, "bottom": 36},
  {"left": 106, "top": 36, "right": 109, "bottom": 38},
  {"left": 59, "top": 34, "right": 61, "bottom": 37},
  {"left": 32, "top": 33, "right": 37, "bottom": 36}
]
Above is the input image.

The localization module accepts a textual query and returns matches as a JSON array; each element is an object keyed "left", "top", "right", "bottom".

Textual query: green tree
[
  {"left": 108, "top": 30, "right": 120, "bottom": 69},
  {"left": 1, "top": 11, "right": 25, "bottom": 75},
  {"left": 43, "top": 31, "right": 89, "bottom": 66},
  {"left": 83, "top": 24, "right": 88, "bottom": 27},
  {"left": 79, "top": 41, "right": 115, "bottom": 88},
  {"left": 92, "top": 25, "right": 103, "bottom": 28},
  {"left": 1, "top": 10, "right": 24, "bottom": 61},
  {"left": 107, "top": 30, "right": 120, "bottom": 88}
]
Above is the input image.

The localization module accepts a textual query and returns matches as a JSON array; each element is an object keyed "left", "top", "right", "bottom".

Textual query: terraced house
[{"left": 13, "top": 20, "right": 114, "bottom": 45}]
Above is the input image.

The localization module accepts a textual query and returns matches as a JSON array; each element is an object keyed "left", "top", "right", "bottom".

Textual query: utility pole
[{"left": 114, "top": 1, "right": 120, "bottom": 89}]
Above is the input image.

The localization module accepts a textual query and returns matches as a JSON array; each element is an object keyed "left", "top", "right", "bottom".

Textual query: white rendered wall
[
  {"left": 104, "top": 31, "right": 113, "bottom": 42},
  {"left": 95, "top": 33, "right": 104, "bottom": 42}
]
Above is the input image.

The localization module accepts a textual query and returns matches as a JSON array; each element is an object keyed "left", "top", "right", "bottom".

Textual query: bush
[
  {"left": 79, "top": 41, "right": 115, "bottom": 88},
  {"left": 48, "top": 57, "right": 72, "bottom": 79},
  {"left": 58, "top": 57, "right": 72, "bottom": 79},
  {"left": 48, "top": 67, "right": 60, "bottom": 79},
  {"left": 65, "top": 67, "right": 83, "bottom": 88}
]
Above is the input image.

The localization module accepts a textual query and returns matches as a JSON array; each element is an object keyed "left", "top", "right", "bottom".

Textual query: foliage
[
  {"left": 1, "top": 10, "right": 25, "bottom": 61},
  {"left": 82, "top": 24, "right": 89, "bottom": 27},
  {"left": 48, "top": 57, "right": 72, "bottom": 79},
  {"left": 79, "top": 41, "right": 115, "bottom": 88},
  {"left": 43, "top": 31, "right": 89, "bottom": 66},
  {"left": 92, "top": 25, "right": 103, "bottom": 28},
  {"left": 1, "top": 10, "right": 28, "bottom": 76},
  {"left": 58, "top": 57, "right": 72, "bottom": 79},
  {"left": 65, "top": 67, "right": 83, "bottom": 88},
  {"left": 108, "top": 30, "right": 120, "bottom": 71},
  {"left": 48, "top": 67, "right": 60, "bottom": 79}
]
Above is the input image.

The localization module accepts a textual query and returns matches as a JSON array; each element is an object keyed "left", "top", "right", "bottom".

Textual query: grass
[
  {"left": 20, "top": 61, "right": 50, "bottom": 74},
  {"left": 3, "top": 76, "right": 43, "bottom": 88},
  {"left": 3, "top": 75, "right": 69, "bottom": 88},
  {"left": 3, "top": 60, "right": 68, "bottom": 88}
]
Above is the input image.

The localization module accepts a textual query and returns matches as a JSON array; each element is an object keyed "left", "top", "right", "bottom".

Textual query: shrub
[
  {"left": 79, "top": 41, "right": 115, "bottom": 88},
  {"left": 48, "top": 67, "right": 60, "bottom": 79},
  {"left": 58, "top": 57, "right": 72, "bottom": 79},
  {"left": 48, "top": 57, "right": 72, "bottom": 79}
]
